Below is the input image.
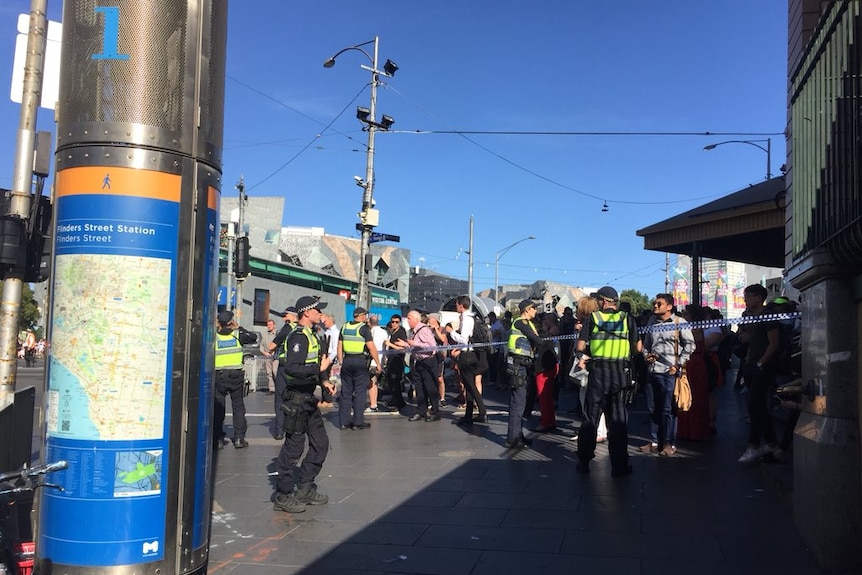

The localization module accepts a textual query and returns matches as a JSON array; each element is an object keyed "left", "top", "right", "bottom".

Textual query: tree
[
  {"left": 19, "top": 284, "right": 41, "bottom": 335},
  {"left": 620, "top": 289, "right": 651, "bottom": 316}
]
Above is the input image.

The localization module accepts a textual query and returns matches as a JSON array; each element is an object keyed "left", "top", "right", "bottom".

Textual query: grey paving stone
[{"left": 204, "top": 380, "right": 823, "bottom": 575}]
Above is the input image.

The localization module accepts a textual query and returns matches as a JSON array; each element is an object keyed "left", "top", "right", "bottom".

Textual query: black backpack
[{"left": 470, "top": 316, "right": 491, "bottom": 345}]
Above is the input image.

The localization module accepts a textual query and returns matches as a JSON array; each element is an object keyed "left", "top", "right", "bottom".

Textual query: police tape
[
  {"left": 377, "top": 311, "right": 801, "bottom": 356},
  {"left": 635, "top": 311, "right": 801, "bottom": 334}
]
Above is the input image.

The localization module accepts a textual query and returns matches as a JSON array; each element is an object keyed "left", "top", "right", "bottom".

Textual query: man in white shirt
[
  {"left": 367, "top": 315, "right": 389, "bottom": 412},
  {"left": 446, "top": 295, "right": 487, "bottom": 424},
  {"left": 320, "top": 314, "right": 339, "bottom": 406}
]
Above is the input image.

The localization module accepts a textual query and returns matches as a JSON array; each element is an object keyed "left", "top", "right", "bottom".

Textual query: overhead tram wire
[
  {"left": 394, "top": 130, "right": 784, "bottom": 137},
  {"left": 413, "top": 249, "right": 667, "bottom": 282},
  {"left": 228, "top": 75, "right": 369, "bottom": 149},
  {"left": 228, "top": 78, "right": 782, "bottom": 207},
  {"left": 242, "top": 85, "right": 369, "bottom": 192},
  {"left": 384, "top": 85, "right": 782, "bottom": 207}
]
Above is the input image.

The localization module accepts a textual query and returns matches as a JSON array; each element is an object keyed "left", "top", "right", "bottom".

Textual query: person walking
[
  {"left": 575, "top": 286, "right": 641, "bottom": 477},
  {"left": 272, "top": 296, "right": 336, "bottom": 514},
  {"left": 447, "top": 295, "right": 488, "bottom": 425},
  {"left": 641, "top": 293, "right": 694, "bottom": 457},
  {"left": 213, "top": 310, "right": 256, "bottom": 449},
  {"left": 505, "top": 299, "right": 542, "bottom": 448},
  {"left": 337, "top": 307, "right": 380, "bottom": 430}
]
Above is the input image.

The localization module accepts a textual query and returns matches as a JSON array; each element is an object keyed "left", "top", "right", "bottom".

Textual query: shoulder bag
[{"left": 673, "top": 318, "right": 692, "bottom": 412}]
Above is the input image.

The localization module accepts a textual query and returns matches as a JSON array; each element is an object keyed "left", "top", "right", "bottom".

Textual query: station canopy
[{"left": 636, "top": 176, "right": 786, "bottom": 268}]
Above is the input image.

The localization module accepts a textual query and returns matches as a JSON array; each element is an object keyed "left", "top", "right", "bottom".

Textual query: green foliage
[
  {"left": 620, "top": 289, "right": 651, "bottom": 316},
  {"left": 19, "top": 284, "right": 42, "bottom": 334}
]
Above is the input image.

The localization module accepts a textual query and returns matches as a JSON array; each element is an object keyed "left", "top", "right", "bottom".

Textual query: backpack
[{"left": 470, "top": 316, "right": 491, "bottom": 345}]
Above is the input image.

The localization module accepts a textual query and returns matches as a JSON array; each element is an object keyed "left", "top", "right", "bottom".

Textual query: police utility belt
[
  {"left": 507, "top": 355, "right": 533, "bottom": 366},
  {"left": 589, "top": 357, "right": 632, "bottom": 369}
]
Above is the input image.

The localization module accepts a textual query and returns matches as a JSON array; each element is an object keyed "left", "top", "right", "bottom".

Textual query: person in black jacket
[
  {"left": 213, "top": 310, "right": 257, "bottom": 449},
  {"left": 272, "top": 296, "right": 335, "bottom": 514}
]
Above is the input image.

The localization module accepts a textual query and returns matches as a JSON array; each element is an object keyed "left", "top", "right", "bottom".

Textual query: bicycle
[{"left": 0, "top": 461, "right": 67, "bottom": 575}]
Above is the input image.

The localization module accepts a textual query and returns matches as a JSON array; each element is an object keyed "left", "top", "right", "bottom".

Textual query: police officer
[
  {"left": 272, "top": 296, "right": 335, "bottom": 513},
  {"left": 337, "top": 307, "right": 381, "bottom": 430},
  {"left": 213, "top": 310, "right": 257, "bottom": 449},
  {"left": 268, "top": 306, "right": 298, "bottom": 440},
  {"left": 505, "top": 300, "right": 542, "bottom": 449},
  {"left": 575, "top": 286, "right": 642, "bottom": 477}
]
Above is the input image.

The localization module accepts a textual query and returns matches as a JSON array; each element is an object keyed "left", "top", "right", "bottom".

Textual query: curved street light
[
  {"left": 324, "top": 37, "right": 397, "bottom": 311},
  {"left": 703, "top": 138, "right": 771, "bottom": 180},
  {"left": 494, "top": 236, "right": 536, "bottom": 303}
]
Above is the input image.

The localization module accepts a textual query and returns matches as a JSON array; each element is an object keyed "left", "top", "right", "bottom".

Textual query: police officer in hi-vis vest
[
  {"left": 337, "top": 307, "right": 381, "bottom": 430},
  {"left": 575, "top": 286, "right": 642, "bottom": 477},
  {"left": 269, "top": 306, "right": 298, "bottom": 440},
  {"left": 272, "top": 296, "right": 336, "bottom": 514},
  {"left": 213, "top": 310, "right": 257, "bottom": 449},
  {"left": 505, "top": 299, "right": 543, "bottom": 449}
]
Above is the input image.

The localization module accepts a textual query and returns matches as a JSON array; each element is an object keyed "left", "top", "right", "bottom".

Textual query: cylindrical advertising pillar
[{"left": 37, "top": 1, "right": 226, "bottom": 574}]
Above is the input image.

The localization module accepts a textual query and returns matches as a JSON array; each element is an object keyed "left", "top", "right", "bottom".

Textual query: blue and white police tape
[{"left": 378, "top": 311, "right": 801, "bottom": 356}]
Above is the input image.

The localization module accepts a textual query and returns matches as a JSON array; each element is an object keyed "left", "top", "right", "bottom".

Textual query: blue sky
[{"left": 0, "top": 1, "right": 788, "bottom": 296}]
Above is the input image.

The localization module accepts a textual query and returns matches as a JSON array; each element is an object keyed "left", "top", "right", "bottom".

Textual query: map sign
[
  {"left": 40, "top": 166, "right": 180, "bottom": 567},
  {"left": 48, "top": 254, "right": 171, "bottom": 440}
]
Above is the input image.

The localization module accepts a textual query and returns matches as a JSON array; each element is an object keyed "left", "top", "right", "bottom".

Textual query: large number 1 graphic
[{"left": 92, "top": 6, "right": 130, "bottom": 61}]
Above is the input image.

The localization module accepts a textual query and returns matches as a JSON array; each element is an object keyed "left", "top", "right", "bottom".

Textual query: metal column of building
[{"left": 37, "top": 1, "right": 227, "bottom": 574}]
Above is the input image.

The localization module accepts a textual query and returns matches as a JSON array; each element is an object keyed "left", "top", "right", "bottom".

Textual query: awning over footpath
[{"left": 636, "top": 176, "right": 786, "bottom": 268}]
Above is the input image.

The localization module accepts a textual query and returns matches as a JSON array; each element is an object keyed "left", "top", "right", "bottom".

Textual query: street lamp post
[
  {"left": 494, "top": 236, "right": 536, "bottom": 303},
  {"left": 703, "top": 138, "right": 772, "bottom": 180},
  {"left": 324, "top": 37, "right": 397, "bottom": 312}
]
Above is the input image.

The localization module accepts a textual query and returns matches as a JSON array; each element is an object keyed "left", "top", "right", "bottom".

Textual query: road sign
[
  {"left": 369, "top": 232, "right": 400, "bottom": 243},
  {"left": 12, "top": 15, "right": 62, "bottom": 110}
]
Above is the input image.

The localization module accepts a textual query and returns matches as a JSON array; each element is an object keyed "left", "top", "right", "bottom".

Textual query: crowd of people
[{"left": 212, "top": 284, "right": 802, "bottom": 513}]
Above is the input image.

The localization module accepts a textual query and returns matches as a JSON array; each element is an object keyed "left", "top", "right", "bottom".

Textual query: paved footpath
[{"left": 207, "top": 377, "right": 822, "bottom": 575}]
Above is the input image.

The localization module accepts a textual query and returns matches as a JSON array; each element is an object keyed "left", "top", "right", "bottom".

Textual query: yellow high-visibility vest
[
  {"left": 215, "top": 331, "right": 243, "bottom": 370},
  {"left": 589, "top": 310, "right": 631, "bottom": 360},
  {"left": 340, "top": 321, "right": 366, "bottom": 355},
  {"left": 508, "top": 319, "right": 536, "bottom": 358}
]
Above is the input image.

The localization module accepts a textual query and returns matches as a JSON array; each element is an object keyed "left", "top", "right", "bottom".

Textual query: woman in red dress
[{"left": 677, "top": 304, "right": 722, "bottom": 441}]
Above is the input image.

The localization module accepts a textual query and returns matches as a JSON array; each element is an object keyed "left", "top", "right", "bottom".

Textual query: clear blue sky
[{"left": 0, "top": 1, "right": 788, "bottom": 296}]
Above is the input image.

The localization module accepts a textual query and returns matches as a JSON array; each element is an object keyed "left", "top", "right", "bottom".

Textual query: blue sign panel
[
  {"left": 40, "top": 167, "right": 180, "bottom": 566},
  {"left": 192, "top": 185, "right": 219, "bottom": 549}
]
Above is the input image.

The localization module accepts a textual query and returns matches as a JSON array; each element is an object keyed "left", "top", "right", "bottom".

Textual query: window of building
[{"left": 253, "top": 289, "right": 270, "bottom": 326}]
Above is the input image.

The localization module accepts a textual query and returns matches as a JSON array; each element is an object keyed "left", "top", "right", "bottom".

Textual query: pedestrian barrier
[{"left": 243, "top": 356, "right": 271, "bottom": 394}]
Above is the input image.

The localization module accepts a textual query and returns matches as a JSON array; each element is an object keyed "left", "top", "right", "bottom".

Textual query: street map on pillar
[
  {"left": 47, "top": 166, "right": 177, "bottom": 442},
  {"left": 40, "top": 165, "right": 180, "bottom": 565}
]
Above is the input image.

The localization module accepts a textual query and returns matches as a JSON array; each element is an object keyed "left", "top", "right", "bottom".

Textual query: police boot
[
  {"left": 273, "top": 492, "right": 306, "bottom": 513},
  {"left": 294, "top": 482, "right": 328, "bottom": 506}
]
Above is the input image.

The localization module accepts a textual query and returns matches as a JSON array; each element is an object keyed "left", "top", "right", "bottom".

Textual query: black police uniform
[
  {"left": 274, "top": 325, "right": 330, "bottom": 497},
  {"left": 271, "top": 320, "right": 295, "bottom": 436},
  {"left": 576, "top": 307, "right": 639, "bottom": 476},
  {"left": 338, "top": 321, "right": 375, "bottom": 428},
  {"left": 214, "top": 325, "right": 256, "bottom": 447}
]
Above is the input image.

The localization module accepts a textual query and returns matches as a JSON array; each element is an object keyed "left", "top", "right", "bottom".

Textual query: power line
[
  {"left": 385, "top": 85, "right": 749, "bottom": 207},
  {"left": 242, "top": 85, "right": 367, "bottom": 192},
  {"left": 393, "top": 130, "right": 785, "bottom": 137}
]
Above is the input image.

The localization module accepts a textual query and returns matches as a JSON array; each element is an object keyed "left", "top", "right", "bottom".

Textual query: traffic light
[
  {"left": 23, "top": 195, "right": 52, "bottom": 283},
  {"left": 0, "top": 192, "right": 52, "bottom": 282},
  {"left": 234, "top": 236, "right": 250, "bottom": 278}
]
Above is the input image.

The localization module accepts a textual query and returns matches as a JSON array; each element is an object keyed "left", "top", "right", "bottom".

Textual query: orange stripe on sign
[
  {"left": 208, "top": 185, "right": 219, "bottom": 210},
  {"left": 56, "top": 166, "right": 181, "bottom": 202}
]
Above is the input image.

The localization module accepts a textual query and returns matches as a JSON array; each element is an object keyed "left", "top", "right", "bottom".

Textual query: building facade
[{"left": 785, "top": 1, "right": 862, "bottom": 569}]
